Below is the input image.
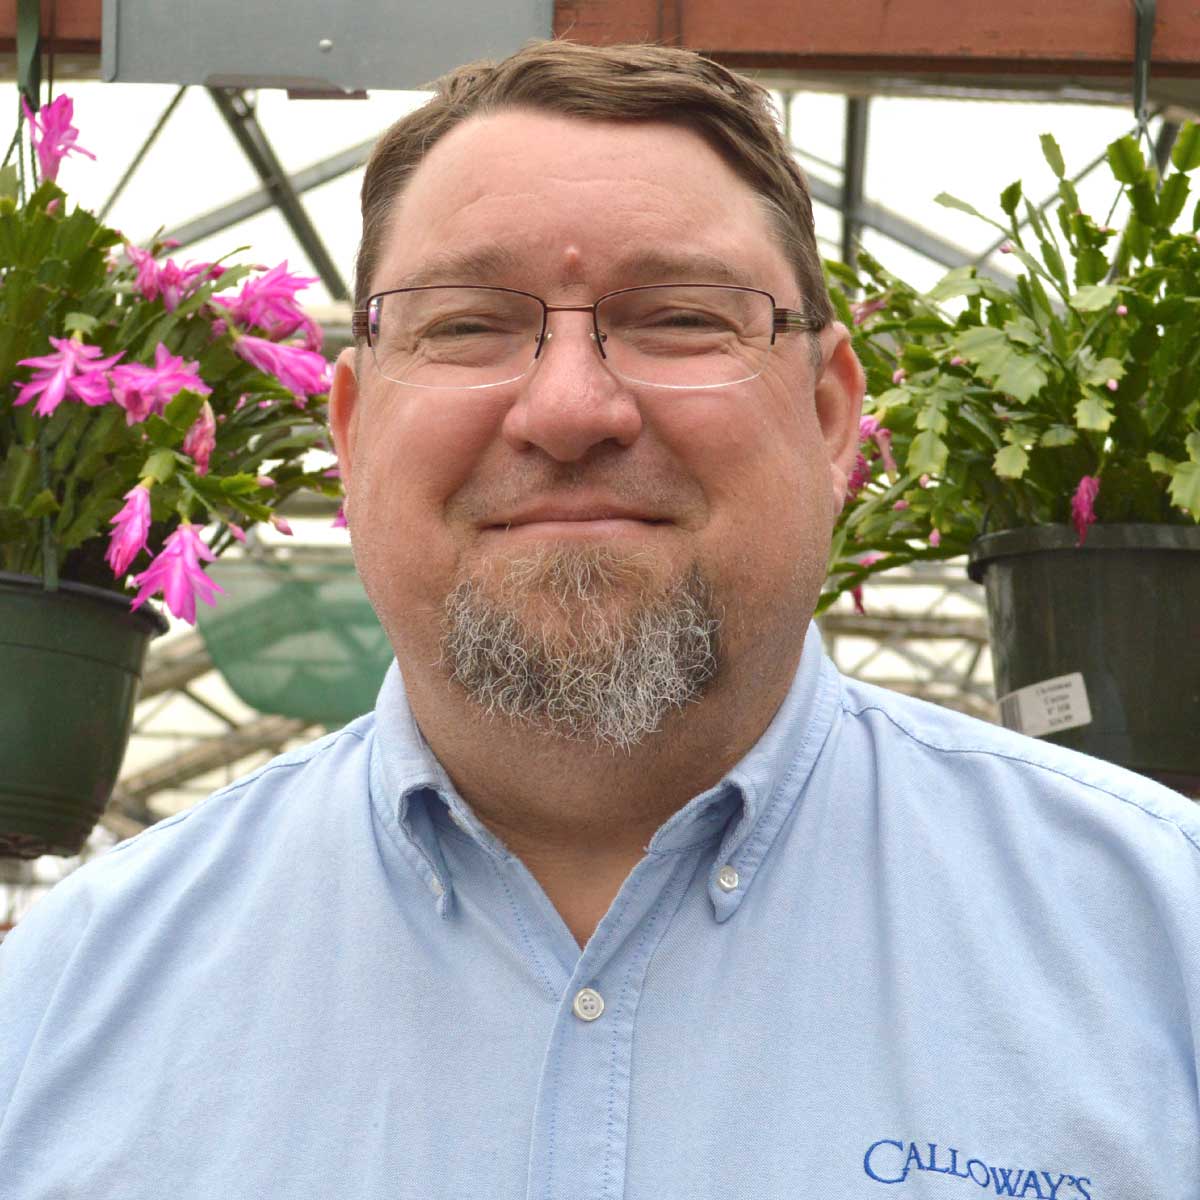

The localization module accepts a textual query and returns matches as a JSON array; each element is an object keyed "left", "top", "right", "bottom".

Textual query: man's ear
[
  {"left": 812, "top": 322, "right": 865, "bottom": 516},
  {"left": 329, "top": 348, "right": 361, "bottom": 514}
]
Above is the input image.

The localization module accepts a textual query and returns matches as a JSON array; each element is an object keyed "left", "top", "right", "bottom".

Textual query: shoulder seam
[
  {"left": 104, "top": 724, "right": 369, "bottom": 856},
  {"left": 839, "top": 694, "right": 1200, "bottom": 858}
]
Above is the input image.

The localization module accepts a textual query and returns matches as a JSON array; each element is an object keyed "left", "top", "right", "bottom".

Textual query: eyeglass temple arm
[
  {"left": 351, "top": 310, "right": 370, "bottom": 340},
  {"left": 773, "top": 308, "right": 825, "bottom": 335}
]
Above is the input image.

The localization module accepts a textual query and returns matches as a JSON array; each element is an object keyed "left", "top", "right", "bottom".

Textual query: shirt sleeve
[{"left": 0, "top": 873, "right": 95, "bottom": 1121}]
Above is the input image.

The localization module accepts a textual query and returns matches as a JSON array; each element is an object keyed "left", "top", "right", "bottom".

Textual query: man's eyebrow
[
  {"left": 609, "top": 252, "right": 759, "bottom": 289},
  {"left": 383, "top": 248, "right": 759, "bottom": 292},
  {"left": 389, "top": 246, "right": 524, "bottom": 290}
]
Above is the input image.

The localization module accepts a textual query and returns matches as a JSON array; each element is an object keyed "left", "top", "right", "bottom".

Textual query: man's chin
[{"left": 439, "top": 547, "right": 722, "bottom": 750}]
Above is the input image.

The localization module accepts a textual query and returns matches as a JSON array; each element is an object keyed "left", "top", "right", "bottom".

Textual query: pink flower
[
  {"left": 950, "top": 356, "right": 965, "bottom": 367},
  {"left": 929, "top": 528, "right": 942, "bottom": 547},
  {"left": 256, "top": 475, "right": 276, "bottom": 488},
  {"left": 846, "top": 452, "right": 872, "bottom": 498},
  {"left": 105, "top": 485, "right": 152, "bottom": 578},
  {"left": 131, "top": 523, "right": 225, "bottom": 624},
  {"left": 878, "top": 427, "right": 897, "bottom": 472},
  {"left": 332, "top": 505, "right": 348, "bottom": 529},
  {"left": 125, "top": 244, "right": 161, "bottom": 301},
  {"left": 892, "top": 499, "right": 910, "bottom": 511},
  {"left": 271, "top": 515, "right": 294, "bottom": 536},
  {"left": 1071, "top": 475, "right": 1100, "bottom": 546},
  {"left": 227, "top": 523, "right": 247, "bottom": 543},
  {"left": 125, "top": 245, "right": 222, "bottom": 311},
  {"left": 21, "top": 94, "right": 95, "bottom": 182},
  {"left": 234, "top": 333, "right": 330, "bottom": 399},
  {"left": 15, "top": 336, "right": 122, "bottom": 416},
  {"left": 1116, "top": 304, "right": 1128, "bottom": 316},
  {"left": 892, "top": 368, "right": 907, "bottom": 385},
  {"left": 999, "top": 241, "right": 1014, "bottom": 254},
  {"left": 182, "top": 401, "right": 217, "bottom": 474},
  {"left": 849, "top": 296, "right": 886, "bottom": 326},
  {"left": 1105, "top": 379, "right": 1118, "bottom": 392},
  {"left": 110, "top": 342, "right": 211, "bottom": 424},
  {"left": 160, "top": 259, "right": 224, "bottom": 312},
  {"left": 215, "top": 261, "right": 322, "bottom": 350},
  {"left": 859, "top": 415, "right": 899, "bottom": 476},
  {"left": 850, "top": 553, "right": 884, "bottom": 616}
]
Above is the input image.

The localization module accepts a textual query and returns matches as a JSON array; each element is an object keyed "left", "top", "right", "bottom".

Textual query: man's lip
[{"left": 487, "top": 506, "right": 666, "bottom": 528}]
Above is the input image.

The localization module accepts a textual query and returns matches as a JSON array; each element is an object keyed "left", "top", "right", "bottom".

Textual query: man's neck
[{"left": 403, "top": 652, "right": 800, "bottom": 945}]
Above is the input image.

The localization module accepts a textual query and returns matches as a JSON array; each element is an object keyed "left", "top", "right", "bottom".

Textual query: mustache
[{"left": 449, "top": 459, "right": 701, "bottom": 525}]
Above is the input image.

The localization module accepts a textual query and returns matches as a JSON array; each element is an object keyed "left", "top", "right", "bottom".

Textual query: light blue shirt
[{"left": 2, "top": 623, "right": 1198, "bottom": 1199}]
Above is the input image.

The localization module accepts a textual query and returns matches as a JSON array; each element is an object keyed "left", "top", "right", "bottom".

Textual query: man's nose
[{"left": 499, "top": 315, "right": 643, "bottom": 461}]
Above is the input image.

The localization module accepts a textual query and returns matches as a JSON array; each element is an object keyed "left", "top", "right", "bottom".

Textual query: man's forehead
[
  {"left": 384, "top": 246, "right": 763, "bottom": 292},
  {"left": 368, "top": 108, "right": 793, "bottom": 298}
]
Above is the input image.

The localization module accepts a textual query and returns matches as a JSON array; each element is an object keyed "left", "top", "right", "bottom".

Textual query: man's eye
[
  {"left": 644, "top": 310, "right": 730, "bottom": 331},
  {"left": 425, "top": 317, "right": 502, "bottom": 338}
]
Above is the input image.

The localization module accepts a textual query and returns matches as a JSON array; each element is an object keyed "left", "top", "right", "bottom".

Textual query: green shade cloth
[{"left": 198, "top": 556, "right": 392, "bottom": 726}]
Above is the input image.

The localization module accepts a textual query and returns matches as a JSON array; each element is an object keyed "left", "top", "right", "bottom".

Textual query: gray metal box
[{"left": 101, "top": 1, "right": 555, "bottom": 92}]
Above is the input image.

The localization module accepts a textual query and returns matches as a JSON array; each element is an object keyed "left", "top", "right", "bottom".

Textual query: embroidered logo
[{"left": 863, "top": 1139, "right": 1093, "bottom": 1199}]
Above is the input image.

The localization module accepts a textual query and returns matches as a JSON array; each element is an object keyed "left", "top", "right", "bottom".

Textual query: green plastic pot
[
  {"left": 0, "top": 572, "right": 167, "bottom": 858},
  {"left": 967, "top": 524, "right": 1200, "bottom": 796}
]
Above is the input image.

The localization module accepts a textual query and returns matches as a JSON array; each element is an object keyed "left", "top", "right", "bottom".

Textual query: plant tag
[{"left": 998, "top": 672, "right": 1093, "bottom": 738}]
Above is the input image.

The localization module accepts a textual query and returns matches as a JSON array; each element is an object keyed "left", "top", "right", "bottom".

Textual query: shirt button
[
  {"left": 717, "top": 864, "right": 740, "bottom": 892},
  {"left": 572, "top": 987, "right": 605, "bottom": 1022}
]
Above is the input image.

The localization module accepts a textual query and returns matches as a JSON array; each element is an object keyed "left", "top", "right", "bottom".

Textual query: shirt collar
[
  {"left": 646, "top": 621, "right": 840, "bottom": 920},
  {"left": 369, "top": 621, "right": 840, "bottom": 922}
]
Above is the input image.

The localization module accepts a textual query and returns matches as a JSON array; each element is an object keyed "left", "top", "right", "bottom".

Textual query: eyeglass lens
[{"left": 368, "top": 286, "right": 775, "bottom": 390}]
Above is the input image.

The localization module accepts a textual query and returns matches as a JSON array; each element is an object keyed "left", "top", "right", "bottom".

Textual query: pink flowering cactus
[
  {"left": 131, "top": 524, "right": 225, "bottom": 624},
  {"left": 234, "top": 334, "right": 330, "bottom": 400},
  {"left": 858, "top": 415, "right": 899, "bottom": 477},
  {"left": 1071, "top": 476, "right": 1101, "bottom": 546},
  {"left": 850, "top": 553, "right": 884, "bottom": 616},
  {"left": 110, "top": 342, "right": 211, "bottom": 424},
  {"left": 14, "top": 337, "right": 122, "bottom": 415},
  {"left": 125, "top": 246, "right": 224, "bottom": 312},
  {"left": 6, "top": 91, "right": 340, "bottom": 623},
  {"left": 215, "top": 262, "right": 323, "bottom": 350},
  {"left": 182, "top": 401, "right": 217, "bottom": 475},
  {"left": 105, "top": 485, "right": 153, "bottom": 577},
  {"left": 20, "top": 95, "right": 94, "bottom": 182}
]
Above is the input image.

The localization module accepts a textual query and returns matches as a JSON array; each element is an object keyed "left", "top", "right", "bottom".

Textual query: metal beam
[
  {"left": 208, "top": 87, "right": 348, "bottom": 300},
  {"left": 164, "top": 136, "right": 376, "bottom": 250},
  {"left": 114, "top": 714, "right": 314, "bottom": 809},
  {"left": 804, "top": 166, "right": 1012, "bottom": 283},
  {"left": 139, "top": 631, "right": 213, "bottom": 699},
  {"left": 840, "top": 95, "right": 870, "bottom": 268},
  {"left": 100, "top": 85, "right": 187, "bottom": 221}
]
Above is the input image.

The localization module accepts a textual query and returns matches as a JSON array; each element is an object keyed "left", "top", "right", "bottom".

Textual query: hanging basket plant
[{"left": 0, "top": 92, "right": 343, "bottom": 855}]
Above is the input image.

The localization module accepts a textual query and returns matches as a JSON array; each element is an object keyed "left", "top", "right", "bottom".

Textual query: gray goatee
[{"left": 441, "top": 547, "right": 721, "bottom": 751}]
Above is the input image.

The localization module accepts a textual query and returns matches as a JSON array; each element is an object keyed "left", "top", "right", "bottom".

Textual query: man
[{"left": 1, "top": 41, "right": 1197, "bottom": 1200}]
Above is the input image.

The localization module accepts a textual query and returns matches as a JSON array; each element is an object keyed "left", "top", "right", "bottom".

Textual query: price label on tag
[{"left": 997, "top": 672, "right": 1093, "bottom": 739}]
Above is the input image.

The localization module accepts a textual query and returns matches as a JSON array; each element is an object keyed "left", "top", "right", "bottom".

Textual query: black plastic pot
[
  {"left": 967, "top": 524, "right": 1200, "bottom": 796},
  {"left": 0, "top": 572, "right": 167, "bottom": 858}
]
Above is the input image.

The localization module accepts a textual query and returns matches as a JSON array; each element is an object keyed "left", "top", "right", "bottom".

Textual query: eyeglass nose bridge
[{"left": 536, "top": 301, "right": 610, "bottom": 363}]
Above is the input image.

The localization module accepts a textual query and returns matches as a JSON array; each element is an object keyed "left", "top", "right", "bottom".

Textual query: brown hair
[{"left": 355, "top": 40, "right": 832, "bottom": 326}]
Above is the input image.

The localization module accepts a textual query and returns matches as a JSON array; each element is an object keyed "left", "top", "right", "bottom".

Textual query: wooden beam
[
  {"left": 0, "top": 0, "right": 101, "bottom": 54},
  {"left": 554, "top": 0, "right": 1200, "bottom": 76},
  {"left": 6, "top": 3, "right": 1200, "bottom": 84}
]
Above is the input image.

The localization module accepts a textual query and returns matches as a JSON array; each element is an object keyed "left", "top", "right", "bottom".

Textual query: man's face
[{"left": 331, "top": 109, "right": 862, "bottom": 727}]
